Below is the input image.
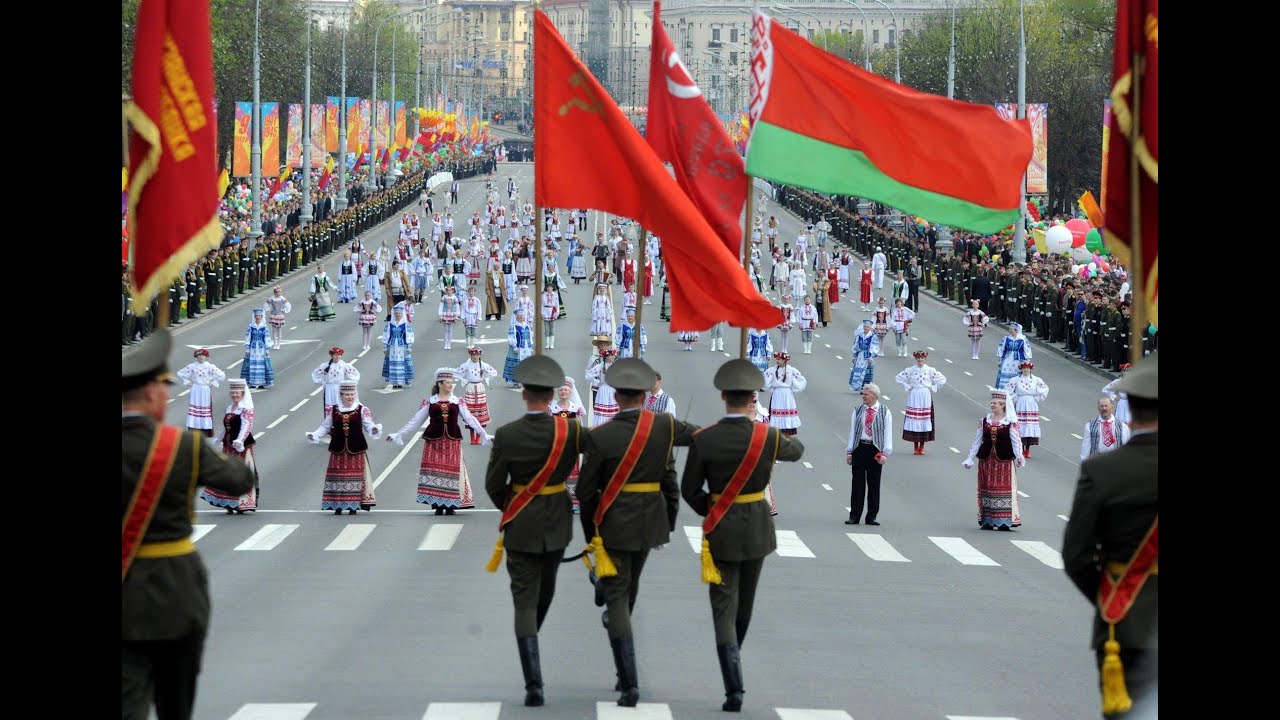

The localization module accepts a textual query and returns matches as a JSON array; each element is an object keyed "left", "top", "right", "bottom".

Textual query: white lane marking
[
  {"left": 422, "top": 703, "right": 502, "bottom": 720},
  {"left": 929, "top": 536, "right": 1000, "bottom": 566},
  {"left": 774, "top": 530, "right": 815, "bottom": 558},
  {"left": 290, "top": 398, "right": 309, "bottom": 412},
  {"left": 375, "top": 425, "right": 427, "bottom": 489},
  {"left": 802, "top": 461, "right": 813, "bottom": 469},
  {"left": 418, "top": 524, "right": 464, "bottom": 551},
  {"left": 821, "top": 483, "right": 833, "bottom": 491},
  {"left": 228, "top": 360, "right": 243, "bottom": 369},
  {"left": 359, "top": 347, "right": 370, "bottom": 358},
  {"left": 267, "top": 415, "right": 288, "bottom": 429},
  {"left": 325, "top": 524, "right": 377, "bottom": 551},
  {"left": 945, "top": 358, "right": 954, "bottom": 363},
  {"left": 824, "top": 343, "right": 832, "bottom": 348},
  {"left": 1041, "top": 415, "right": 1051, "bottom": 422},
  {"left": 310, "top": 386, "right": 324, "bottom": 396},
  {"left": 289, "top": 326, "right": 299, "bottom": 331},
  {"left": 1058, "top": 514, "right": 1070, "bottom": 521},
  {"left": 1070, "top": 433, "right": 1083, "bottom": 439},
  {"left": 1012, "top": 540, "right": 1064, "bottom": 569},
  {"left": 597, "top": 702, "right": 674, "bottom": 720},
  {"left": 191, "top": 525, "right": 215, "bottom": 543},
  {"left": 349, "top": 357, "right": 359, "bottom": 365},
  {"left": 835, "top": 355, "right": 843, "bottom": 360},
  {"left": 234, "top": 524, "right": 300, "bottom": 551},
  {"left": 963, "top": 371, "right": 973, "bottom": 376},
  {"left": 777, "top": 709, "right": 855, "bottom": 720},
  {"left": 881, "top": 395, "right": 890, "bottom": 401},
  {"left": 227, "top": 704, "right": 317, "bottom": 720},
  {"left": 949, "top": 446, "right": 961, "bottom": 454},
  {"left": 179, "top": 389, "right": 191, "bottom": 397},
  {"left": 254, "top": 430, "right": 267, "bottom": 440},
  {"left": 927, "top": 346, "right": 935, "bottom": 351},
  {"left": 167, "top": 399, "right": 176, "bottom": 404},
  {"left": 1017, "top": 490, "right": 1029, "bottom": 498},
  {"left": 846, "top": 533, "right": 911, "bottom": 562},
  {"left": 683, "top": 525, "right": 703, "bottom": 553},
  {"left": 946, "top": 716, "right": 1020, "bottom": 720}
]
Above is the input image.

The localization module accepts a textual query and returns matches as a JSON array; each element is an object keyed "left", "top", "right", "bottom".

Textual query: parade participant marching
[
  {"left": 541, "top": 281, "right": 560, "bottom": 350},
  {"left": 1006, "top": 361, "right": 1049, "bottom": 458},
  {"left": 681, "top": 359, "right": 805, "bottom": 712},
  {"left": 577, "top": 359, "right": 699, "bottom": 707},
  {"left": 590, "top": 282, "right": 615, "bottom": 338},
  {"left": 962, "top": 388, "right": 1026, "bottom": 530},
  {"left": 963, "top": 299, "right": 990, "bottom": 360},
  {"left": 364, "top": 252, "right": 383, "bottom": 302},
  {"left": 895, "top": 351, "right": 947, "bottom": 456},
  {"left": 676, "top": 327, "right": 700, "bottom": 351},
  {"left": 586, "top": 348, "right": 620, "bottom": 427},
  {"left": 871, "top": 246, "right": 888, "bottom": 289},
  {"left": 388, "top": 367, "right": 492, "bottom": 515},
  {"left": 796, "top": 296, "right": 819, "bottom": 354},
  {"left": 1102, "top": 363, "right": 1133, "bottom": 427},
  {"left": 775, "top": 294, "right": 794, "bottom": 353},
  {"left": 337, "top": 251, "right": 359, "bottom": 303},
  {"left": 859, "top": 261, "right": 874, "bottom": 311},
  {"left": 311, "top": 347, "right": 360, "bottom": 417},
  {"left": 614, "top": 309, "right": 647, "bottom": 360},
  {"left": 746, "top": 328, "right": 773, "bottom": 372},
  {"left": 995, "top": 323, "right": 1032, "bottom": 390},
  {"left": 838, "top": 249, "right": 852, "bottom": 293},
  {"left": 871, "top": 298, "right": 891, "bottom": 356},
  {"left": 844, "top": 383, "right": 893, "bottom": 526},
  {"left": 263, "top": 286, "right": 292, "bottom": 349},
  {"left": 706, "top": 321, "right": 725, "bottom": 353},
  {"left": 504, "top": 309, "right": 535, "bottom": 386},
  {"left": 890, "top": 298, "right": 916, "bottom": 357},
  {"left": 438, "top": 285, "right": 461, "bottom": 351},
  {"left": 308, "top": 265, "right": 337, "bottom": 322},
  {"left": 513, "top": 285, "right": 535, "bottom": 327},
  {"left": 384, "top": 260, "right": 412, "bottom": 321},
  {"left": 486, "top": 258, "right": 507, "bottom": 321},
  {"left": 462, "top": 286, "right": 483, "bottom": 348},
  {"left": 849, "top": 320, "right": 880, "bottom": 392},
  {"left": 175, "top": 348, "right": 225, "bottom": 437},
  {"left": 306, "top": 380, "right": 381, "bottom": 514},
  {"left": 457, "top": 347, "right": 499, "bottom": 445},
  {"left": 241, "top": 309, "right": 274, "bottom": 389},
  {"left": 548, "top": 375, "right": 589, "bottom": 514},
  {"left": 765, "top": 352, "right": 807, "bottom": 437},
  {"left": 483, "top": 356, "right": 594, "bottom": 708},
  {"left": 382, "top": 302, "right": 415, "bottom": 389},
  {"left": 200, "top": 379, "right": 259, "bottom": 514},
  {"left": 644, "top": 372, "right": 676, "bottom": 415},
  {"left": 354, "top": 290, "right": 382, "bottom": 351},
  {"left": 410, "top": 249, "right": 433, "bottom": 303},
  {"left": 1080, "top": 397, "right": 1131, "bottom": 461}
]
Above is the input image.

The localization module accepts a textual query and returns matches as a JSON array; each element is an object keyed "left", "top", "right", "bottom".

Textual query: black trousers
[
  {"left": 709, "top": 557, "right": 765, "bottom": 645},
  {"left": 601, "top": 548, "right": 649, "bottom": 639},
  {"left": 507, "top": 548, "right": 565, "bottom": 636},
  {"left": 387, "top": 293, "right": 406, "bottom": 320},
  {"left": 121, "top": 631, "right": 205, "bottom": 720},
  {"left": 907, "top": 279, "right": 920, "bottom": 311},
  {"left": 849, "top": 442, "right": 883, "bottom": 521}
]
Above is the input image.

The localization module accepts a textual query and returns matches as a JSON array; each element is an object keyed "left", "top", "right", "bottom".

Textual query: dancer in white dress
[
  {"left": 895, "top": 351, "right": 947, "bottom": 456},
  {"left": 1004, "top": 362, "right": 1049, "bottom": 458},
  {"left": 764, "top": 352, "right": 807, "bottom": 435},
  {"left": 889, "top": 298, "right": 916, "bottom": 357},
  {"left": 263, "top": 286, "right": 292, "bottom": 349},
  {"left": 586, "top": 349, "right": 620, "bottom": 427},
  {"left": 311, "top": 346, "right": 361, "bottom": 418},
  {"left": 963, "top": 299, "right": 990, "bottom": 360},
  {"left": 354, "top": 291, "right": 382, "bottom": 351},
  {"left": 176, "top": 348, "right": 226, "bottom": 437}
]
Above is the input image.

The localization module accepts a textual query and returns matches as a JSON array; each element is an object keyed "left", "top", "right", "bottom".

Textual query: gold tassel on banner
[
  {"left": 1101, "top": 624, "right": 1134, "bottom": 715},
  {"left": 592, "top": 535, "right": 618, "bottom": 577},
  {"left": 485, "top": 536, "right": 505, "bottom": 573},
  {"left": 700, "top": 537, "right": 723, "bottom": 585}
]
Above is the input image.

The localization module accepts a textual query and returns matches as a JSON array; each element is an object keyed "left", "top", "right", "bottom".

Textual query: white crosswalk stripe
[
  {"left": 226, "top": 703, "right": 316, "bottom": 720},
  {"left": 234, "top": 524, "right": 300, "bottom": 551},
  {"left": 1010, "top": 540, "right": 1064, "bottom": 569},
  {"left": 946, "top": 716, "right": 1021, "bottom": 720},
  {"left": 422, "top": 702, "right": 502, "bottom": 720},
  {"left": 774, "top": 530, "right": 815, "bottom": 558},
  {"left": 325, "top": 524, "right": 376, "bottom": 551},
  {"left": 777, "top": 710, "right": 854, "bottom": 720},
  {"left": 683, "top": 525, "right": 703, "bottom": 554},
  {"left": 847, "top": 533, "right": 911, "bottom": 562},
  {"left": 191, "top": 524, "right": 215, "bottom": 543},
  {"left": 929, "top": 537, "right": 1000, "bottom": 566},
  {"left": 596, "top": 702, "right": 674, "bottom": 720},
  {"left": 419, "top": 523, "right": 465, "bottom": 551}
]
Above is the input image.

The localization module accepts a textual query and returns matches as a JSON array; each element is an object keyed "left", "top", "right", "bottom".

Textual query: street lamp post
[
  {"left": 947, "top": 1, "right": 956, "bottom": 99},
  {"left": 837, "top": 0, "right": 873, "bottom": 71},
  {"left": 336, "top": 4, "right": 350, "bottom": 211},
  {"left": 1011, "top": 0, "right": 1028, "bottom": 266},
  {"left": 368, "top": 10, "right": 418, "bottom": 193},
  {"left": 871, "top": 0, "right": 900, "bottom": 83},
  {"left": 301, "top": 14, "right": 314, "bottom": 228},
  {"left": 249, "top": 0, "right": 263, "bottom": 248}
]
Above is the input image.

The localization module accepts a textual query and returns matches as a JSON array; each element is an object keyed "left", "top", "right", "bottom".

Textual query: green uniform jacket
[
  {"left": 484, "top": 412, "right": 594, "bottom": 553},
  {"left": 577, "top": 409, "right": 698, "bottom": 551},
  {"left": 1062, "top": 432, "right": 1158, "bottom": 651},
  {"left": 681, "top": 417, "right": 804, "bottom": 561},
  {"left": 122, "top": 416, "right": 255, "bottom": 642}
]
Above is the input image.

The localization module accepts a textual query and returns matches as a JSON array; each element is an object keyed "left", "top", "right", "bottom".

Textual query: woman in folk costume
[
  {"left": 1004, "top": 361, "right": 1049, "bottom": 458},
  {"left": 963, "top": 298, "right": 990, "bottom": 360},
  {"left": 512, "top": 285, "right": 536, "bottom": 329},
  {"left": 871, "top": 298, "right": 891, "bottom": 356},
  {"left": 451, "top": 249, "right": 470, "bottom": 290},
  {"left": 589, "top": 282, "right": 615, "bottom": 338},
  {"left": 848, "top": 319, "right": 880, "bottom": 392},
  {"left": 388, "top": 367, "right": 491, "bottom": 516},
  {"left": 788, "top": 261, "right": 808, "bottom": 304},
  {"left": 890, "top": 298, "right": 916, "bottom": 357},
  {"left": 769, "top": 252, "right": 788, "bottom": 295},
  {"left": 676, "top": 327, "right": 700, "bottom": 351},
  {"left": 200, "top": 379, "right": 259, "bottom": 514},
  {"left": 515, "top": 240, "right": 535, "bottom": 284},
  {"left": 641, "top": 256, "right": 656, "bottom": 304},
  {"left": 381, "top": 301, "right": 416, "bottom": 388},
  {"left": 264, "top": 286, "right": 293, "bottom": 349},
  {"left": 241, "top": 309, "right": 275, "bottom": 389},
  {"left": 312, "top": 346, "right": 360, "bottom": 417},
  {"left": 614, "top": 308, "right": 647, "bottom": 359},
  {"left": 765, "top": 351, "right": 807, "bottom": 436},
  {"left": 895, "top": 351, "right": 947, "bottom": 456},
  {"left": 548, "top": 376, "right": 587, "bottom": 513},
  {"left": 501, "top": 249, "right": 517, "bottom": 303},
  {"left": 994, "top": 322, "right": 1032, "bottom": 391},
  {"left": 306, "top": 379, "right": 381, "bottom": 515},
  {"left": 838, "top": 249, "right": 852, "bottom": 293},
  {"left": 456, "top": 347, "right": 498, "bottom": 445},
  {"left": 437, "top": 285, "right": 461, "bottom": 351},
  {"left": 706, "top": 321, "right": 725, "bottom": 353},
  {"left": 350, "top": 237, "right": 366, "bottom": 278},
  {"left": 308, "top": 265, "right": 337, "bottom": 322},
  {"left": 354, "top": 290, "right": 382, "bottom": 351},
  {"left": 176, "top": 348, "right": 226, "bottom": 437},
  {"left": 1101, "top": 362, "right": 1133, "bottom": 427},
  {"left": 776, "top": 294, "right": 794, "bottom": 353},
  {"left": 570, "top": 245, "right": 588, "bottom": 284},
  {"left": 962, "top": 388, "right": 1025, "bottom": 530},
  {"left": 542, "top": 252, "right": 568, "bottom": 320},
  {"left": 363, "top": 253, "right": 383, "bottom": 301},
  {"left": 859, "top": 261, "right": 874, "bottom": 311},
  {"left": 337, "top": 251, "right": 359, "bottom": 303},
  {"left": 503, "top": 308, "right": 534, "bottom": 385},
  {"left": 746, "top": 327, "right": 774, "bottom": 372},
  {"left": 795, "top": 296, "right": 819, "bottom": 354},
  {"left": 826, "top": 261, "right": 840, "bottom": 308},
  {"left": 585, "top": 348, "right": 620, "bottom": 427}
]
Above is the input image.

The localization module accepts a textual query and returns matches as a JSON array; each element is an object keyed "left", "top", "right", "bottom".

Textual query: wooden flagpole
[{"left": 1127, "top": 51, "right": 1144, "bottom": 365}]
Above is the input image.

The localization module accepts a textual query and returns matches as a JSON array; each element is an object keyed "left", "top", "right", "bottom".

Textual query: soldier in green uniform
[
  {"left": 681, "top": 360, "right": 805, "bottom": 712},
  {"left": 123, "top": 330, "right": 256, "bottom": 720},
  {"left": 577, "top": 358, "right": 698, "bottom": 707},
  {"left": 203, "top": 256, "right": 219, "bottom": 310},
  {"left": 484, "top": 356, "right": 595, "bottom": 707}
]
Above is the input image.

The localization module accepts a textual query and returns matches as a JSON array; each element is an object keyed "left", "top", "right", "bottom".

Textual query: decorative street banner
[
  {"left": 376, "top": 100, "right": 390, "bottom": 149},
  {"left": 286, "top": 103, "right": 303, "bottom": 167},
  {"left": 359, "top": 99, "right": 372, "bottom": 148},
  {"left": 346, "top": 97, "right": 361, "bottom": 150},
  {"left": 311, "top": 104, "right": 326, "bottom": 166},
  {"left": 395, "top": 101, "right": 407, "bottom": 147},
  {"left": 262, "top": 102, "right": 280, "bottom": 177},
  {"left": 326, "top": 96, "right": 340, "bottom": 152},
  {"left": 1101, "top": 99, "right": 1111, "bottom": 213},
  {"left": 995, "top": 102, "right": 1048, "bottom": 194},
  {"left": 233, "top": 101, "right": 252, "bottom": 177}
]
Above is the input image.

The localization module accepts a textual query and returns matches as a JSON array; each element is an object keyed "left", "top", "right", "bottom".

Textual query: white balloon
[
  {"left": 1071, "top": 246, "right": 1093, "bottom": 263},
  {"left": 1071, "top": 264, "right": 1080, "bottom": 274},
  {"left": 1087, "top": 262, "right": 1098, "bottom": 272},
  {"left": 1045, "top": 224, "right": 1073, "bottom": 254}
]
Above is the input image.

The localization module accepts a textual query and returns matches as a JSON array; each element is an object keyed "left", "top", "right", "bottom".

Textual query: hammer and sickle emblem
[{"left": 558, "top": 72, "right": 604, "bottom": 116}]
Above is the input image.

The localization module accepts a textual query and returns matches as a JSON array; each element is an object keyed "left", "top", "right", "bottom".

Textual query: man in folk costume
[
  {"left": 963, "top": 298, "right": 990, "bottom": 360},
  {"left": 1062, "top": 354, "right": 1158, "bottom": 718},
  {"left": 383, "top": 260, "right": 412, "bottom": 321},
  {"left": 614, "top": 309, "right": 647, "bottom": 360},
  {"left": 644, "top": 372, "right": 676, "bottom": 415},
  {"left": 576, "top": 359, "right": 699, "bottom": 707},
  {"left": 443, "top": 212, "right": 454, "bottom": 243},
  {"left": 311, "top": 347, "right": 361, "bottom": 418},
  {"left": 483, "top": 355, "right": 595, "bottom": 708},
  {"left": 1006, "top": 361, "right": 1050, "bottom": 458},
  {"left": 844, "top": 383, "right": 893, "bottom": 526},
  {"left": 889, "top": 298, "right": 916, "bottom": 357},
  {"left": 306, "top": 379, "right": 382, "bottom": 514},
  {"left": 485, "top": 260, "right": 507, "bottom": 321},
  {"left": 895, "top": 351, "right": 947, "bottom": 456},
  {"left": 1102, "top": 363, "right": 1134, "bottom": 428},
  {"left": 1081, "top": 397, "right": 1131, "bottom": 462},
  {"left": 410, "top": 249, "right": 433, "bottom": 303},
  {"left": 871, "top": 246, "right": 888, "bottom": 288},
  {"left": 858, "top": 261, "right": 874, "bottom": 311},
  {"left": 381, "top": 302, "right": 415, "bottom": 389},
  {"left": 541, "top": 281, "right": 560, "bottom": 350},
  {"left": 891, "top": 270, "right": 910, "bottom": 310},
  {"left": 462, "top": 286, "right": 483, "bottom": 348},
  {"left": 681, "top": 359, "right": 804, "bottom": 712},
  {"left": 796, "top": 296, "right": 819, "bottom": 354},
  {"left": 457, "top": 347, "right": 499, "bottom": 445}
]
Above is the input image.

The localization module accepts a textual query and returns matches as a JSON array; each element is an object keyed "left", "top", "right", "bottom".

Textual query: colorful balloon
[
  {"left": 1085, "top": 228, "right": 1103, "bottom": 252},
  {"left": 1045, "top": 224, "right": 1073, "bottom": 254},
  {"left": 1065, "top": 218, "right": 1091, "bottom": 247}
]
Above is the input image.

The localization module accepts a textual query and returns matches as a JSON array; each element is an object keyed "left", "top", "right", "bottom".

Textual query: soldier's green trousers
[
  {"left": 601, "top": 549, "right": 649, "bottom": 640},
  {"left": 709, "top": 558, "right": 765, "bottom": 646},
  {"left": 506, "top": 548, "right": 564, "bottom": 637}
]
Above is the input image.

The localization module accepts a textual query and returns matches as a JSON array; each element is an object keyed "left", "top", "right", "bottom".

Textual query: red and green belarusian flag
[{"left": 745, "top": 12, "right": 1033, "bottom": 234}]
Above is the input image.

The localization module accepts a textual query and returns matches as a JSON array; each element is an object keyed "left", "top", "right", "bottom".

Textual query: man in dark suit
[
  {"left": 577, "top": 359, "right": 698, "bottom": 707},
  {"left": 1063, "top": 352, "right": 1158, "bottom": 719},
  {"left": 970, "top": 261, "right": 994, "bottom": 314},
  {"left": 122, "top": 330, "right": 256, "bottom": 720},
  {"left": 682, "top": 360, "right": 804, "bottom": 712},
  {"left": 484, "top": 356, "right": 595, "bottom": 707}
]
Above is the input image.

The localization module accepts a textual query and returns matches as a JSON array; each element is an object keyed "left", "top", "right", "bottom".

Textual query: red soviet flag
[
  {"left": 647, "top": 1, "right": 747, "bottom": 258},
  {"left": 534, "top": 10, "right": 779, "bottom": 332},
  {"left": 125, "top": 0, "right": 221, "bottom": 312}
]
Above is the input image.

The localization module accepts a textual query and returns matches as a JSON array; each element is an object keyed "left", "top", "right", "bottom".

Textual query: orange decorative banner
[
  {"left": 261, "top": 102, "right": 280, "bottom": 177},
  {"left": 326, "top": 97, "right": 340, "bottom": 152},
  {"left": 395, "top": 101, "right": 407, "bottom": 147},
  {"left": 286, "top": 103, "right": 302, "bottom": 167},
  {"left": 233, "top": 102, "right": 252, "bottom": 177},
  {"left": 346, "top": 97, "right": 361, "bottom": 151}
]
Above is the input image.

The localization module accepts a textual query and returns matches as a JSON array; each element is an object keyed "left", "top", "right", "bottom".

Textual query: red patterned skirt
[
  {"left": 976, "top": 458, "right": 1021, "bottom": 529},
  {"left": 901, "top": 404, "right": 936, "bottom": 442},
  {"left": 462, "top": 383, "right": 491, "bottom": 426},
  {"left": 201, "top": 446, "right": 259, "bottom": 512},
  {"left": 321, "top": 451, "right": 377, "bottom": 510},
  {"left": 415, "top": 437, "right": 475, "bottom": 509}
]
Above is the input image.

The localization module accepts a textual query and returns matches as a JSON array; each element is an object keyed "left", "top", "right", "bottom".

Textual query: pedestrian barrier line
[
  {"left": 227, "top": 703, "right": 317, "bottom": 720},
  {"left": 775, "top": 530, "right": 816, "bottom": 558},
  {"left": 596, "top": 702, "right": 674, "bottom": 720},
  {"left": 190, "top": 525, "right": 215, "bottom": 543},
  {"left": 290, "top": 398, "right": 309, "bottom": 412},
  {"left": 267, "top": 415, "right": 288, "bottom": 429},
  {"left": 928, "top": 536, "right": 1000, "bottom": 566},
  {"left": 325, "top": 524, "right": 377, "bottom": 551},
  {"left": 418, "top": 524, "right": 464, "bottom": 551},
  {"left": 234, "top": 524, "right": 299, "bottom": 551},
  {"left": 1010, "top": 540, "right": 1064, "bottom": 569},
  {"left": 847, "top": 533, "right": 911, "bottom": 563}
]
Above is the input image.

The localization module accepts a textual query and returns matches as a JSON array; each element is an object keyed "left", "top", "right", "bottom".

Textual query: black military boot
[
  {"left": 516, "top": 636, "right": 544, "bottom": 707},
  {"left": 717, "top": 642, "right": 744, "bottom": 712},
  {"left": 612, "top": 635, "right": 639, "bottom": 707}
]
